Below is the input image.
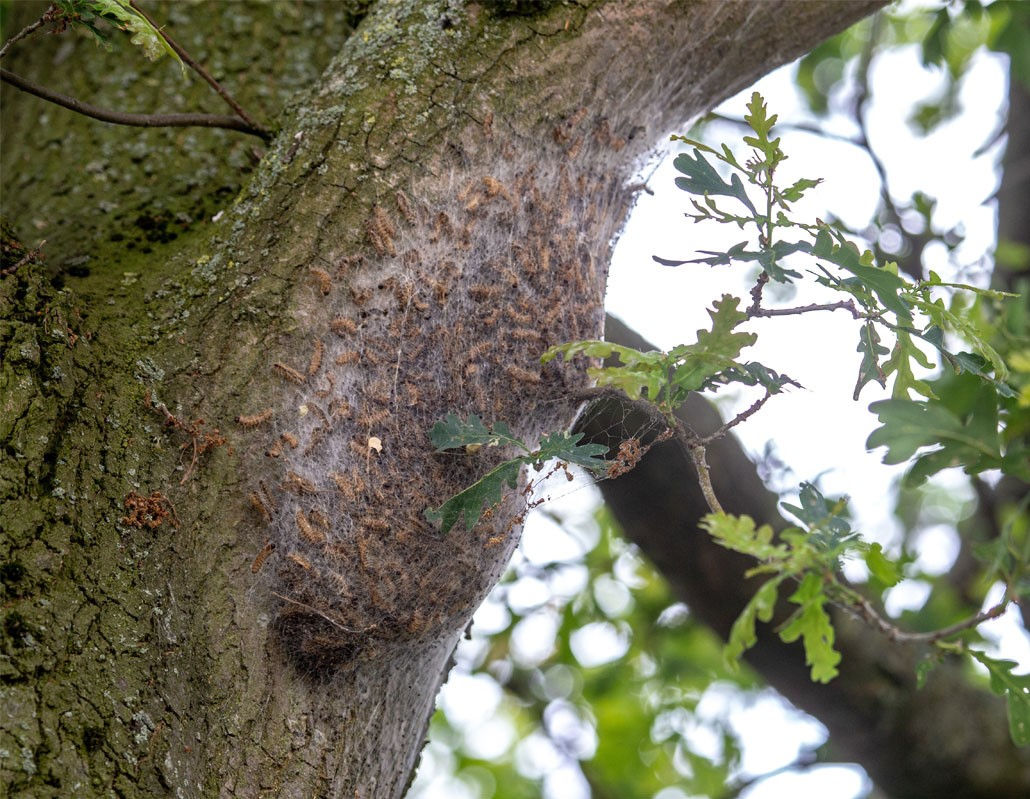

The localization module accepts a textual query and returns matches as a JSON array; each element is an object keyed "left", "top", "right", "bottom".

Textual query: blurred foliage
[{"left": 413, "top": 506, "right": 765, "bottom": 799}]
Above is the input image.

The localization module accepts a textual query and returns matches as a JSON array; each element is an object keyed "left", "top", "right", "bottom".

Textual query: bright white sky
[{"left": 412, "top": 18, "right": 1029, "bottom": 799}]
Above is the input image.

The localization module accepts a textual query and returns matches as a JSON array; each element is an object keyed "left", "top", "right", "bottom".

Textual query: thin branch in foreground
[
  {"left": 127, "top": 0, "right": 266, "bottom": 134},
  {"left": 686, "top": 440, "right": 724, "bottom": 514},
  {"left": 0, "top": 5, "right": 55, "bottom": 61},
  {"left": 747, "top": 271, "right": 770, "bottom": 316},
  {"left": 699, "top": 390, "right": 773, "bottom": 445},
  {"left": 0, "top": 68, "right": 269, "bottom": 139},
  {"left": 842, "top": 583, "right": 1011, "bottom": 644},
  {"left": 748, "top": 299, "right": 863, "bottom": 319},
  {"left": 745, "top": 272, "right": 862, "bottom": 320}
]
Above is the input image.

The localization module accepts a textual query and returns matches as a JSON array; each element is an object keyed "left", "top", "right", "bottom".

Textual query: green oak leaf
[
  {"left": 672, "top": 150, "right": 759, "bottom": 217},
  {"left": 811, "top": 228, "right": 913, "bottom": 322},
  {"left": 667, "top": 295, "right": 757, "bottom": 395},
  {"left": 867, "top": 396, "right": 1001, "bottom": 465},
  {"left": 780, "top": 573, "right": 841, "bottom": 683},
  {"left": 781, "top": 482, "right": 856, "bottom": 553},
  {"left": 429, "top": 413, "right": 525, "bottom": 452},
  {"left": 425, "top": 419, "right": 609, "bottom": 533},
  {"left": 700, "top": 513, "right": 787, "bottom": 561},
  {"left": 724, "top": 575, "right": 785, "bottom": 668},
  {"left": 424, "top": 459, "right": 523, "bottom": 534},
  {"left": 865, "top": 543, "right": 903, "bottom": 587},
  {"left": 854, "top": 322, "right": 889, "bottom": 400},
  {"left": 543, "top": 340, "right": 668, "bottom": 402},
  {"left": 56, "top": 0, "right": 185, "bottom": 70},
  {"left": 702, "top": 361, "right": 802, "bottom": 393},
  {"left": 969, "top": 650, "right": 1030, "bottom": 746},
  {"left": 779, "top": 176, "right": 822, "bottom": 204},
  {"left": 744, "top": 91, "right": 777, "bottom": 142},
  {"left": 667, "top": 240, "right": 805, "bottom": 282},
  {"left": 882, "top": 329, "right": 936, "bottom": 399},
  {"left": 915, "top": 324, "right": 1013, "bottom": 395},
  {"left": 535, "top": 431, "right": 608, "bottom": 473}
]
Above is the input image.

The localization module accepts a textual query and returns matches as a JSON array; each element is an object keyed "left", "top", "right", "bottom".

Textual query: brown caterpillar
[
  {"left": 309, "top": 267, "right": 332, "bottom": 295},
  {"left": 329, "top": 470, "right": 364, "bottom": 500},
  {"left": 287, "top": 552, "right": 312, "bottom": 570},
  {"left": 251, "top": 540, "right": 275, "bottom": 573},
  {"left": 395, "top": 190, "right": 415, "bottom": 224},
  {"left": 365, "top": 205, "right": 397, "bottom": 256},
  {"left": 505, "top": 364, "right": 542, "bottom": 384},
  {"left": 358, "top": 516, "right": 391, "bottom": 533},
  {"left": 237, "top": 408, "right": 274, "bottom": 427},
  {"left": 357, "top": 408, "right": 391, "bottom": 428},
  {"left": 330, "top": 317, "right": 358, "bottom": 336},
  {"left": 295, "top": 508, "right": 326, "bottom": 544},
  {"left": 329, "top": 398, "right": 352, "bottom": 419},
  {"left": 468, "top": 284, "right": 501, "bottom": 301},
  {"left": 274, "top": 362, "right": 306, "bottom": 384},
  {"left": 307, "top": 339, "right": 324, "bottom": 376},
  {"left": 350, "top": 286, "right": 373, "bottom": 306},
  {"left": 467, "top": 341, "right": 493, "bottom": 362},
  {"left": 512, "top": 327, "right": 544, "bottom": 343},
  {"left": 249, "top": 492, "right": 272, "bottom": 522},
  {"left": 283, "top": 471, "right": 317, "bottom": 495}
]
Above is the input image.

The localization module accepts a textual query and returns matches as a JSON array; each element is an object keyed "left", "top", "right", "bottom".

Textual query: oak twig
[
  {"left": 0, "top": 5, "right": 55, "bottom": 61},
  {"left": 699, "top": 390, "right": 773, "bottom": 445},
  {"left": 749, "top": 299, "right": 863, "bottom": 319},
  {"left": 1, "top": 68, "right": 268, "bottom": 138},
  {"left": 844, "top": 588, "right": 1011, "bottom": 644},
  {"left": 127, "top": 0, "right": 267, "bottom": 135}
]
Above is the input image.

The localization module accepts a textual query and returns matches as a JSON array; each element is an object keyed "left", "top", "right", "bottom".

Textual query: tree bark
[{"left": 2, "top": 2, "right": 884, "bottom": 797}]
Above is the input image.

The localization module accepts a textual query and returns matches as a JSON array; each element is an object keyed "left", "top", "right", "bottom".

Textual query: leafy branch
[
  {"left": 424, "top": 414, "right": 608, "bottom": 534},
  {"left": 427, "top": 91, "right": 1029, "bottom": 743}
]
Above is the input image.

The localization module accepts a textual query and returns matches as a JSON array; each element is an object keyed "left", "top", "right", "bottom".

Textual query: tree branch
[
  {"left": 845, "top": 590, "right": 1010, "bottom": 644},
  {"left": 0, "top": 67, "right": 270, "bottom": 139},
  {"left": 581, "top": 314, "right": 1030, "bottom": 799},
  {"left": 0, "top": 5, "right": 53, "bottom": 61},
  {"left": 128, "top": 0, "right": 267, "bottom": 134}
]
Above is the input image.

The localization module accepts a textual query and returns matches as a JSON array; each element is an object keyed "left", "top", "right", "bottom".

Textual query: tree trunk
[{"left": 2, "top": 2, "right": 883, "bottom": 797}]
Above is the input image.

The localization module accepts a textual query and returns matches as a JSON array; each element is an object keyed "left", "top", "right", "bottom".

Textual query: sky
[{"left": 411, "top": 12, "right": 1028, "bottom": 799}]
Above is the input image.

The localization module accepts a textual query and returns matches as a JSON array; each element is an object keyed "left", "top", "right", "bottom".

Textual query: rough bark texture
[
  {"left": 2, "top": 2, "right": 886, "bottom": 797},
  {"left": 589, "top": 316, "right": 1030, "bottom": 799}
]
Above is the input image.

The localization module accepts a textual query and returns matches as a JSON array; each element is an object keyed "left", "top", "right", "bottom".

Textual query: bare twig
[
  {"left": 0, "top": 7, "right": 55, "bottom": 61},
  {"left": 127, "top": 0, "right": 267, "bottom": 134},
  {"left": 699, "top": 390, "right": 773, "bottom": 445},
  {"left": 686, "top": 439, "right": 723, "bottom": 514},
  {"left": 572, "top": 388, "right": 1008, "bottom": 646},
  {"left": 270, "top": 592, "right": 374, "bottom": 635},
  {"left": 746, "top": 271, "right": 770, "bottom": 316},
  {"left": 745, "top": 268, "right": 862, "bottom": 320},
  {"left": 1, "top": 67, "right": 268, "bottom": 138},
  {"left": 842, "top": 584, "right": 1010, "bottom": 644},
  {"left": 749, "top": 299, "right": 863, "bottom": 319}
]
